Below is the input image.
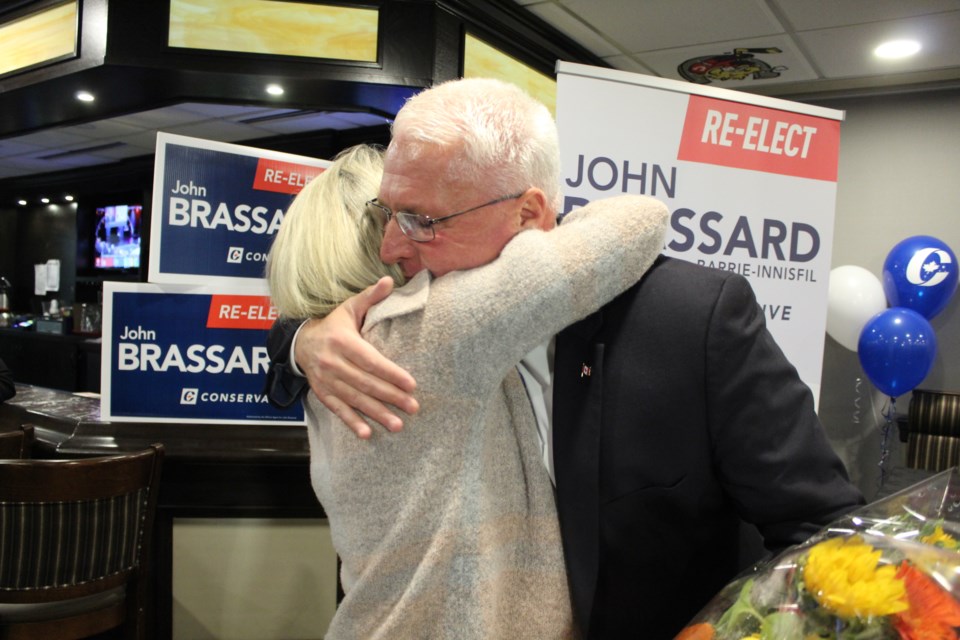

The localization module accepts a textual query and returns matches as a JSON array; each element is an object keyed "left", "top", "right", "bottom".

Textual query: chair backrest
[
  {"left": 907, "top": 433, "right": 960, "bottom": 471},
  {"left": 906, "top": 389, "right": 960, "bottom": 471},
  {"left": 0, "top": 444, "right": 164, "bottom": 640},
  {"left": 0, "top": 425, "right": 33, "bottom": 459}
]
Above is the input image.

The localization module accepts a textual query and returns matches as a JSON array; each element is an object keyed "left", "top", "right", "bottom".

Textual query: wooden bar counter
[{"left": 0, "top": 383, "right": 326, "bottom": 639}]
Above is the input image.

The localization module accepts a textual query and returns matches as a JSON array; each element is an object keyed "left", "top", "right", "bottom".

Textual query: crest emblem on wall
[{"left": 678, "top": 47, "right": 786, "bottom": 85}]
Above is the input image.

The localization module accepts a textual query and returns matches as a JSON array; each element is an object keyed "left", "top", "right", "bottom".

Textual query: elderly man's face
[{"left": 377, "top": 145, "right": 531, "bottom": 278}]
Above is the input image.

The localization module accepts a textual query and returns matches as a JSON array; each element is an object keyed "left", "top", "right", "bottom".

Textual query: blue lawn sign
[
  {"left": 149, "top": 133, "right": 330, "bottom": 286},
  {"left": 101, "top": 282, "right": 303, "bottom": 424}
]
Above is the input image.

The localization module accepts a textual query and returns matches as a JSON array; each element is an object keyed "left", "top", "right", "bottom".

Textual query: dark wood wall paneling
[
  {"left": 0, "top": 5, "right": 608, "bottom": 638},
  {"left": 0, "top": 0, "right": 604, "bottom": 143},
  {"left": 0, "top": 0, "right": 606, "bottom": 386},
  {"left": 13, "top": 202, "right": 77, "bottom": 310},
  {"left": 0, "top": 0, "right": 606, "bottom": 499},
  {"left": 0, "top": 209, "right": 15, "bottom": 287}
]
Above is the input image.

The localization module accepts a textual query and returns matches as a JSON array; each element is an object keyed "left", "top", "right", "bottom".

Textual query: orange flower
[
  {"left": 674, "top": 623, "right": 715, "bottom": 640},
  {"left": 892, "top": 562, "right": 960, "bottom": 640}
]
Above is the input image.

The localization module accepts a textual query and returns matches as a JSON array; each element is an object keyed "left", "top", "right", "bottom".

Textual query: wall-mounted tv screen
[{"left": 94, "top": 204, "right": 142, "bottom": 269}]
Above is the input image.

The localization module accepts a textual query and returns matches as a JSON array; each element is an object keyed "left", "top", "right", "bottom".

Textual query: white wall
[{"left": 812, "top": 88, "right": 960, "bottom": 498}]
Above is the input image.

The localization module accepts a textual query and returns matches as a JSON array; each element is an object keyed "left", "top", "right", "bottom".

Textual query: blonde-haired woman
[
  {"left": 268, "top": 144, "right": 402, "bottom": 319},
  {"left": 267, "top": 144, "right": 667, "bottom": 639}
]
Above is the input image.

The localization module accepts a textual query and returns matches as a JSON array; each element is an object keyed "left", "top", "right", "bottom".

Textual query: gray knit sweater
[{"left": 305, "top": 195, "right": 667, "bottom": 639}]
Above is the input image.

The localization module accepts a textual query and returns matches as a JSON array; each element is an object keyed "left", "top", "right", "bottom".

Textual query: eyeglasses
[{"left": 365, "top": 192, "right": 525, "bottom": 242}]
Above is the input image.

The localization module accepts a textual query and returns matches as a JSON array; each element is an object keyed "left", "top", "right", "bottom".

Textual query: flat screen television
[{"left": 93, "top": 203, "right": 142, "bottom": 270}]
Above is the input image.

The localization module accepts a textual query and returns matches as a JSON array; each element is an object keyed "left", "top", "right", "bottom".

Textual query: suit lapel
[{"left": 553, "top": 309, "right": 604, "bottom": 632}]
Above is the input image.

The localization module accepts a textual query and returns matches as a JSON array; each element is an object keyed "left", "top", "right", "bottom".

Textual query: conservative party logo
[
  {"left": 883, "top": 236, "right": 959, "bottom": 320},
  {"left": 905, "top": 248, "right": 953, "bottom": 287},
  {"left": 180, "top": 388, "right": 198, "bottom": 404},
  {"left": 224, "top": 246, "right": 268, "bottom": 266}
]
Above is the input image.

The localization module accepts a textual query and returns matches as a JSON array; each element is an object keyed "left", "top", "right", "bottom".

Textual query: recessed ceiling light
[
  {"left": 874, "top": 39, "right": 921, "bottom": 59},
  {"left": 65, "top": 195, "right": 75, "bottom": 202},
  {"left": 266, "top": 84, "right": 285, "bottom": 96},
  {"left": 76, "top": 90, "right": 95, "bottom": 102},
  {"left": 17, "top": 199, "right": 27, "bottom": 206},
  {"left": 41, "top": 197, "right": 50, "bottom": 204}
]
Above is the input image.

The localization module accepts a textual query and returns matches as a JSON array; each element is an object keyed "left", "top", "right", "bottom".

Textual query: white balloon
[{"left": 826, "top": 265, "right": 887, "bottom": 351}]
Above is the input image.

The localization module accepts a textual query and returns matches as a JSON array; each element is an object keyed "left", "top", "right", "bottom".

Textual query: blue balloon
[
  {"left": 858, "top": 308, "right": 937, "bottom": 398},
  {"left": 882, "top": 235, "right": 958, "bottom": 319}
]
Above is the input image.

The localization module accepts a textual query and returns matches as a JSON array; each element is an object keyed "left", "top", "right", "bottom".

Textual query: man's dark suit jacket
[
  {"left": 551, "top": 256, "right": 863, "bottom": 638},
  {"left": 265, "top": 255, "right": 865, "bottom": 639}
]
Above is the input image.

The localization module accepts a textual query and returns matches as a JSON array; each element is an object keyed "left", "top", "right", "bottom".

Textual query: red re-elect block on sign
[
  {"left": 252, "top": 159, "right": 326, "bottom": 194},
  {"left": 207, "top": 295, "right": 278, "bottom": 330},
  {"left": 678, "top": 95, "right": 840, "bottom": 182}
]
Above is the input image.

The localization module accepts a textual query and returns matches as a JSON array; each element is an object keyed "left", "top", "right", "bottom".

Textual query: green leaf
[
  {"left": 760, "top": 611, "right": 804, "bottom": 640},
  {"left": 716, "top": 579, "right": 764, "bottom": 637}
]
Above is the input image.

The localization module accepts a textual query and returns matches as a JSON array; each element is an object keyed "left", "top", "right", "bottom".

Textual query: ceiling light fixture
[
  {"left": 266, "top": 84, "right": 285, "bottom": 96},
  {"left": 40, "top": 197, "right": 50, "bottom": 204},
  {"left": 17, "top": 200, "right": 27, "bottom": 206},
  {"left": 874, "top": 39, "right": 921, "bottom": 59},
  {"left": 76, "top": 90, "right": 95, "bottom": 102},
  {"left": 65, "top": 195, "right": 75, "bottom": 202}
]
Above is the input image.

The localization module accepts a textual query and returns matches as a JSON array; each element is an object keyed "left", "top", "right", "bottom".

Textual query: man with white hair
[{"left": 267, "top": 77, "right": 864, "bottom": 638}]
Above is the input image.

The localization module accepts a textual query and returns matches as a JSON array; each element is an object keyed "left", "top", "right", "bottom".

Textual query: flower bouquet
[{"left": 676, "top": 468, "right": 960, "bottom": 640}]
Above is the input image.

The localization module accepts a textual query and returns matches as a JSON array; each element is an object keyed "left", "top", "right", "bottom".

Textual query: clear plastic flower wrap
[{"left": 676, "top": 468, "right": 960, "bottom": 640}]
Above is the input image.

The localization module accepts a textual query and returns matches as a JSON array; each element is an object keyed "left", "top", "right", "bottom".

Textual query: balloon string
[{"left": 879, "top": 397, "right": 896, "bottom": 491}]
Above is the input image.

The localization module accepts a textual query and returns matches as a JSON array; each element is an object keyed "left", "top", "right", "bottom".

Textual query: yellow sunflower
[
  {"left": 920, "top": 524, "right": 960, "bottom": 551},
  {"left": 802, "top": 536, "right": 908, "bottom": 619}
]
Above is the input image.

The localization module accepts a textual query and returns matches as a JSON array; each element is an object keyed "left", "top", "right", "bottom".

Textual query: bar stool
[
  {"left": 0, "top": 444, "right": 164, "bottom": 639},
  {"left": 0, "top": 425, "right": 33, "bottom": 459}
]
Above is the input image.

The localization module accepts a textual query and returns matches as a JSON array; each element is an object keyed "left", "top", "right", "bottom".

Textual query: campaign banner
[
  {"left": 101, "top": 281, "right": 304, "bottom": 424},
  {"left": 556, "top": 62, "right": 843, "bottom": 403},
  {"left": 149, "top": 133, "right": 330, "bottom": 286}
]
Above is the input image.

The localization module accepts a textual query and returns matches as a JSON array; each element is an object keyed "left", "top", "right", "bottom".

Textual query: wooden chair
[
  {"left": 0, "top": 426, "right": 34, "bottom": 459},
  {"left": 0, "top": 444, "right": 164, "bottom": 640}
]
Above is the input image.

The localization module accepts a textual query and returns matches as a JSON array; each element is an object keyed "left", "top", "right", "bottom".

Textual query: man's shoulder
[
  {"left": 638, "top": 255, "right": 743, "bottom": 291},
  {"left": 599, "top": 256, "right": 756, "bottom": 324}
]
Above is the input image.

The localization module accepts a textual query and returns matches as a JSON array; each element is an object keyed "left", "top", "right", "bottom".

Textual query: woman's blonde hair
[{"left": 266, "top": 144, "right": 404, "bottom": 319}]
